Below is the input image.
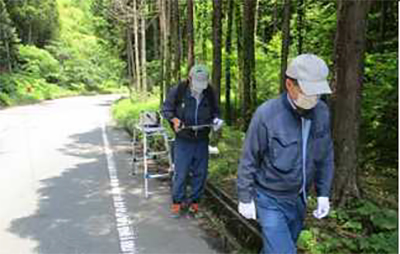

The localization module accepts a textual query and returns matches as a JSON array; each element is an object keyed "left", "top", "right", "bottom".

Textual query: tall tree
[
  {"left": 235, "top": 0, "right": 243, "bottom": 120},
  {"left": 297, "top": 0, "right": 304, "bottom": 55},
  {"left": 254, "top": 0, "right": 260, "bottom": 36},
  {"left": 150, "top": 0, "right": 159, "bottom": 60},
  {"left": 379, "top": 0, "right": 387, "bottom": 42},
  {"left": 332, "top": 0, "right": 371, "bottom": 207},
  {"left": 212, "top": 0, "right": 222, "bottom": 104},
  {"left": 140, "top": 0, "right": 147, "bottom": 93},
  {"left": 280, "top": 0, "right": 291, "bottom": 92},
  {"left": 0, "top": 0, "right": 18, "bottom": 73},
  {"left": 224, "top": 0, "right": 234, "bottom": 125},
  {"left": 272, "top": 0, "right": 279, "bottom": 34},
  {"left": 133, "top": 0, "right": 141, "bottom": 91},
  {"left": 242, "top": 0, "right": 256, "bottom": 128},
  {"left": 200, "top": 2, "right": 209, "bottom": 62},
  {"left": 126, "top": 26, "right": 135, "bottom": 90},
  {"left": 4, "top": 0, "right": 59, "bottom": 48},
  {"left": 164, "top": 0, "right": 171, "bottom": 91},
  {"left": 158, "top": 0, "right": 165, "bottom": 102},
  {"left": 171, "top": 0, "right": 181, "bottom": 82},
  {"left": 187, "top": 0, "right": 194, "bottom": 72}
]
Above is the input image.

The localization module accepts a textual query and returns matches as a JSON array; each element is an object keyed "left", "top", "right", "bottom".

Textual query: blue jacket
[
  {"left": 237, "top": 93, "right": 334, "bottom": 203},
  {"left": 162, "top": 81, "right": 220, "bottom": 140}
]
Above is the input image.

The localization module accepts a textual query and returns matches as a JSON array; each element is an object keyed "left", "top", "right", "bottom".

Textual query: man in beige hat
[{"left": 162, "top": 64, "right": 223, "bottom": 217}]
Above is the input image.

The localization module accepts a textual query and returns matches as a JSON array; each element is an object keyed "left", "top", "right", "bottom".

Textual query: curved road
[{"left": 0, "top": 95, "right": 217, "bottom": 254}]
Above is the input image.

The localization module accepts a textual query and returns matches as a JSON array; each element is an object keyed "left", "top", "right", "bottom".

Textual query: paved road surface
[{"left": 0, "top": 95, "right": 218, "bottom": 254}]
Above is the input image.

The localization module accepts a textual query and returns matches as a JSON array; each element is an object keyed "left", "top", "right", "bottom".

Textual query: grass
[{"left": 111, "top": 94, "right": 162, "bottom": 131}]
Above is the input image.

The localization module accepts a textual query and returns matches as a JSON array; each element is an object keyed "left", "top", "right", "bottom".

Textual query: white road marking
[{"left": 102, "top": 123, "right": 137, "bottom": 254}]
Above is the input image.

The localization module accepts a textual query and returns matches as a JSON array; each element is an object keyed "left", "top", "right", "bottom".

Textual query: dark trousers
[
  {"left": 172, "top": 137, "right": 209, "bottom": 203},
  {"left": 255, "top": 190, "right": 306, "bottom": 254}
]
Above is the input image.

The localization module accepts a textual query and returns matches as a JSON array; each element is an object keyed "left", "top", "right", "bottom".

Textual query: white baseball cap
[
  {"left": 190, "top": 64, "right": 209, "bottom": 90},
  {"left": 286, "top": 54, "right": 332, "bottom": 95}
]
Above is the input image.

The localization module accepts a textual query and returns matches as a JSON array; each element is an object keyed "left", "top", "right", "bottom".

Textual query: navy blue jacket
[
  {"left": 237, "top": 93, "right": 334, "bottom": 203},
  {"left": 162, "top": 82, "right": 220, "bottom": 140}
]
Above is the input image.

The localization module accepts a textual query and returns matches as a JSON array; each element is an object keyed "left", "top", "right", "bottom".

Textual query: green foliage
[
  {"left": 300, "top": 0, "right": 337, "bottom": 61},
  {"left": 112, "top": 94, "right": 161, "bottom": 130},
  {"left": 298, "top": 229, "right": 325, "bottom": 254},
  {"left": 208, "top": 126, "right": 244, "bottom": 184},
  {"left": 18, "top": 45, "right": 60, "bottom": 82},
  {"left": 0, "top": 72, "right": 74, "bottom": 105},
  {"left": 361, "top": 51, "right": 398, "bottom": 172},
  {"left": 0, "top": 92, "right": 11, "bottom": 106},
  {"left": 303, "top": 200, "right": 398, "bottom": 254},
  {"left": 45, "top": 0, "right": 125, "bottom": 92},
  {"left": 255, "top": 33, "right": 281, "bottom": 102},
  {"left": 0, "top": 0, "right": 19, "bottom": 72},
  {"left": 4, "top": 0, "right": 60, "bottom": 47}
]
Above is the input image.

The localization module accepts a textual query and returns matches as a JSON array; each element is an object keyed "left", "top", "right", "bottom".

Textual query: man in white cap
[
  {"left": 162, "top": 64, "right": 223, "bottom": 217},
  {"left": 237, "top": 54, "right": 334, "bottom": 253}
]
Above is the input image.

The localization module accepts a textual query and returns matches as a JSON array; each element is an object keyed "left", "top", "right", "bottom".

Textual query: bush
[
  {"left": 18, "top": 45, "right": 61, "bottom": 83},
  {"left": 112, "top": 94, "right": 161, "bottom": 130}
]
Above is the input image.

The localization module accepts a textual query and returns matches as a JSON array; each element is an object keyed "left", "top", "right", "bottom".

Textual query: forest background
[{"left": 0, "top": 0, "right": 397, "bottom": 253}]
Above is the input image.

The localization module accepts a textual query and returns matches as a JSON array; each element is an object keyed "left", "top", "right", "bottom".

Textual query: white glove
[
  {"left": 238, "top": 200, "right": 256, "bottom": 220},
  {"left": 313, "top": 197, "right": 330, "bottom": 219},
  {"left": 212, "top": 118, "right": 224, "bottom": 131}
]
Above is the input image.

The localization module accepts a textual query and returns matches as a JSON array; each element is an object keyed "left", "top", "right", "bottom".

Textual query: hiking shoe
[
  {"left": 188, "top": 203, "right": 199, "bottom": 214},
  {"left": 188, "top": 203, "right": 204, "bottom": 218},
  {"left": 171, "top": 203, "right": 181, "bottom": 218}
]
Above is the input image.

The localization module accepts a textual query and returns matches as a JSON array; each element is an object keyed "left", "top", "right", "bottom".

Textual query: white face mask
[
  {"left": 294, "top": 93, "right": 319, "bottom": 110},
  {"left": 191, "top": 80, "right": 208, "bottom": 95},
  {"left": 191, "top": 85, "right": 204, "bottom": 95}
]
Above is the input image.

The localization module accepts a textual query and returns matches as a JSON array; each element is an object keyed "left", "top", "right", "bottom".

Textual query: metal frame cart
[{"left": 131, "top": 111, "right": 173, "bottom": 198}]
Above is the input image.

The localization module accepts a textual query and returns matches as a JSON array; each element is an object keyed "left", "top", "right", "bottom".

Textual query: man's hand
[
  {"left": 212, "top": 118, "right": 224, "bottom": 132},
  {"left": 313, "top": 197, "right": 330, "bottom": 219},
  {"left": 171, "top": 118, "right": 181, "bottom": 132},
  {"left": 238, "top": 200, "right": 256, "bottom": 220}
]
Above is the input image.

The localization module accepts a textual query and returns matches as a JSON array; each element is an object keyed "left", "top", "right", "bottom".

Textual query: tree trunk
[
  {"left": 127, "top": 27, "right": 135, "bottom": 91},
  {"left": 272, "top": 0, "right": 278, "bottom": 34},
  {"left": 5, "top": 39, "right": 12, "bottom": 72},
  {"left": 332, "top": 0, "right": 371, "bottom": 207},
  {"left": 187, "top": 0, "right": 195, "bottom": 72},
  {"left": 254, "top": 0, "right": 260, "bottom": 36},
  {"left": 379, "top": 0, "right": 387, "bottom": 42},
  {"left": 201, "top": 2, "right": 208, "bottom": 62},
  {"left": 212, "top": 0, "right": 223, "bottom": 104},
  {"left": 28, "top": 23, "right": 32, "bottom": 45},
  {"left": 297, "top": 0, "right": 304, "bottom": 55},
  {"left": 225, "top": 0, "right": 234, "bottom": 125},
  {"left": 235, "top": 1, "right": 243, "bottom": 117},
  {"left": 158, "top": 0, "right": 165, "bottom": 103},
  {"left": 164, "top": 0, "right": 171, "bottom": 91},
  {"left": 280, "top": 0, "right": 291, "bottom": 92},
  {"left": 152, "top": 1, "right": 159, "bottom": 59},
  {"left": 172, "top": 0, "right": 181, "bottom": 82},
  {"left": 242, "top": 0, "right": 256, "bottom": 129},
  {"left": 133, "top": 0, "right": 141, "bottom": 91},
  {"left": 140, "top": 0, "right": 147, "bottom": 94}
]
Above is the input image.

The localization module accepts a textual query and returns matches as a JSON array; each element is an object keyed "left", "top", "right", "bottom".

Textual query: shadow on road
[
  {"left": 8, "top": 123, "right": 225, "bottom": 254},
  {"left": 8, "top": 127, "right": 120, "bottom": 254}
]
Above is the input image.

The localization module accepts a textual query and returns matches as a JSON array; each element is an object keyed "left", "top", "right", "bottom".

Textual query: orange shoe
[
  {"left": 171, "top": 203, "right": 181, "bottom": 218},
  {"left": 189, "top": 203, "right": 199, "bottom": 214}
]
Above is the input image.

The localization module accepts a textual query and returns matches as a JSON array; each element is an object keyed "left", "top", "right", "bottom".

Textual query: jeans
[
  {"left": 255, "top": 190, "right": 306, "bottom": 254},
  {"left": 172, "top": 137, "right": 209, "bottom": 203}
]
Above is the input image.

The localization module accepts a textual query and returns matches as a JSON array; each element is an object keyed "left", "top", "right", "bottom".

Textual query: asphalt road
[{"left": 0, "top": 95, "right": 218, "bottom": 254}]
